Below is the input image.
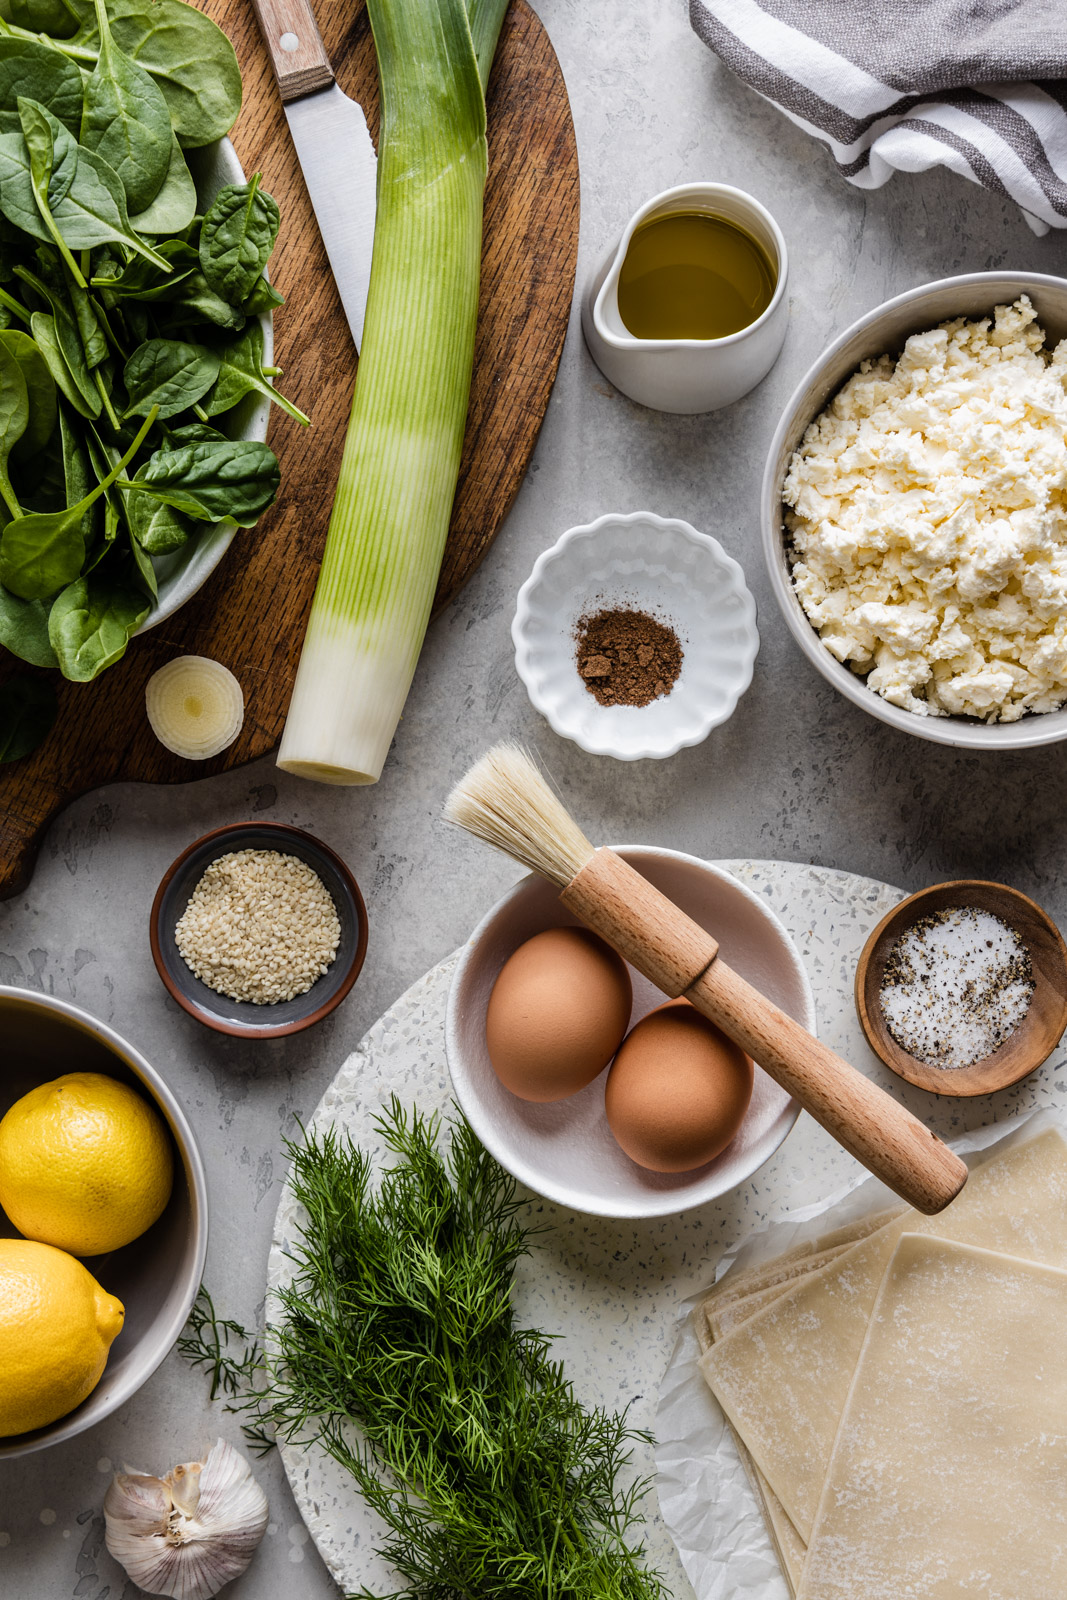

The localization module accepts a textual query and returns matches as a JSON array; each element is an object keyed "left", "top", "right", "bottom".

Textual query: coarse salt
[
  {"left": 879, "top": 905, "right": 1033, "bottom": 1069},
  {"left": 175, "top": 849, "right": 341, "bottom": 1005}
]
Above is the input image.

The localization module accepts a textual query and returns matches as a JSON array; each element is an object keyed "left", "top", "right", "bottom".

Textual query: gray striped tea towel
[{"left": 689, "top": 0, "right": 1067, "bottom": 231}]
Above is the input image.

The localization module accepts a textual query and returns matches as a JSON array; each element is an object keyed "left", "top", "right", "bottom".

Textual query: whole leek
[{"left": 277, "top": 0, "right": 509, "bottom": 784}]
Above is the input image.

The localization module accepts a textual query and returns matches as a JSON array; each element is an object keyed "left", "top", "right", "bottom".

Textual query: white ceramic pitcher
[{"left": 581, "top": 182, "right": 789, "bottom": 414}]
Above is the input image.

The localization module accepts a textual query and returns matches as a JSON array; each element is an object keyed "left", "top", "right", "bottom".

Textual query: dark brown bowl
[
  {"left": 855, "top": 880, "right": 1067, "bottom": 1096},
  {"left": 150, "top": 822, "right": 368, "bottom": 1038}
]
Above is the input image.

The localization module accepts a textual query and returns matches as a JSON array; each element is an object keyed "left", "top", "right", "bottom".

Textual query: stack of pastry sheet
[{"left": 695, "top": 1128, "right": 1067, "bottom": 1598}]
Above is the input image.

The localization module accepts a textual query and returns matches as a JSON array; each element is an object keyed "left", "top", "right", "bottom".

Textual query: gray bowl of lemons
[{"left": 0, "top": 988, "right": 207, "bottom": 1456}]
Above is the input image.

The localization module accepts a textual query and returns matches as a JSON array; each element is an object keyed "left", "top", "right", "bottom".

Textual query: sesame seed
[{"left": 174, "top": 849, "right": 342, "bottom": 1005}]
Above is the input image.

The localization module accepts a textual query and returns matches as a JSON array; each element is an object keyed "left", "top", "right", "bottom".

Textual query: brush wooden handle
[{"left": 562, "top": 850, "right": 967, "bottom": 1215}]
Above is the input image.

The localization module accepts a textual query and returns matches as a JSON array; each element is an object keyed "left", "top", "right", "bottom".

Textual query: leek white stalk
[{"left": 277, "top": 0, "right": 509, "bottom": 785}]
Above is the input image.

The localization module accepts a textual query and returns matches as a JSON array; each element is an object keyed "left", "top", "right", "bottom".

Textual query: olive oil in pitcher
[{"left": 617, "top": 211, "right": 776, "bottom": 341}]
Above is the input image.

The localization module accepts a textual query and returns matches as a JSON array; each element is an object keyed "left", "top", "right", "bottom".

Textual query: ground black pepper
[
  {"left": 574, "top": 607, "right": 683, "bottom": 708},
  {"left": 879, "top": 906, "right": 1034, "bottom": 1069}
]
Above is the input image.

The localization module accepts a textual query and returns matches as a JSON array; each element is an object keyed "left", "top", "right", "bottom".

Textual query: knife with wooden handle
[{"left": 250, "top": 0, "right": 378, "bottom": 353}]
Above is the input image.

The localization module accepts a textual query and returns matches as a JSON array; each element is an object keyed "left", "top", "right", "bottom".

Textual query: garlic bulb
[
  {"left": 104, "top": 1438, "right": 268, "bottom": 1600},
  {"left": 145, "top": 656, "right": 245, "bottom": 760}
]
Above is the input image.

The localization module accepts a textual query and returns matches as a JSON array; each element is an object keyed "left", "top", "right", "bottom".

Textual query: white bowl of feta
[{"left": 762, "top": 273, "right": 1067, "bottom": 748}]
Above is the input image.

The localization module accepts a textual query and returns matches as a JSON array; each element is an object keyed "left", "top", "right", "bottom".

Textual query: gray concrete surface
[{"left": 3, "top": 0, "right": 1067, "bottom": 1594}]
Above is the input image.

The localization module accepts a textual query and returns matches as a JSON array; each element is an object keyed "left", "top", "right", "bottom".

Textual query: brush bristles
[{"left": 444, "top": 743, "right": 595, "bottom": 889}]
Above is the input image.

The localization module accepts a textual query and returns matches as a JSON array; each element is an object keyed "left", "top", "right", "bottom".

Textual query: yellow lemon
[
  {"left": 0, "top": 1072, "right": 174, "bottom": 1256},
  {"left": 0, "top": 1238, "right": 124, "bottom": 1436}
]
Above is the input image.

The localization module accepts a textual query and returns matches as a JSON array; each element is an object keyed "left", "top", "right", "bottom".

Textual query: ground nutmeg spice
[{"left": 575, "top": 607, "right": 683, "bottom": 707}]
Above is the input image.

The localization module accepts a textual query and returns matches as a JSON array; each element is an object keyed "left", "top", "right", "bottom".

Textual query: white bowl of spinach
[{"left": 0, "top": 0, "right": 305, "bottom": 726}]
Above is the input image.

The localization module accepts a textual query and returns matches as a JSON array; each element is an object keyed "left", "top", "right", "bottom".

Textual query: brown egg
[
  {"left": 485, "top": 927, "right": 632, "bottom": 1102},
  {"left": 605, "top": 999, "right": 753, "bottom": 1172}
]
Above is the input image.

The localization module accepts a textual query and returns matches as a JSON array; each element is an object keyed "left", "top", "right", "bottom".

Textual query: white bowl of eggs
[{"left": 445, "top": 847, "right": 814, "bottom": 1218}]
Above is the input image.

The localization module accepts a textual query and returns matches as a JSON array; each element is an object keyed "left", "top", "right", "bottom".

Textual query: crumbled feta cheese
[{"left": 784, "top": 296, "right": 1067, "bottom": 721}]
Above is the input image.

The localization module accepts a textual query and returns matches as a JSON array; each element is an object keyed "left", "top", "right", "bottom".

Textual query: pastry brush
[{"left": 444, "top": 743, "right": 967, "bottom": 1215}]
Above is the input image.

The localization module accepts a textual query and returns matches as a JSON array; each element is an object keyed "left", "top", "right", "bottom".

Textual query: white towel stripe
[
  {"left": 694, "top": 0, "right": 900, "bottom": 119},
  {"left": 690, "top": 0, "right": 1067, "bottom": 230}
]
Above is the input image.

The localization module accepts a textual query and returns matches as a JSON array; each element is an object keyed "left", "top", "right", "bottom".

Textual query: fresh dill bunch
[
  {"left": 261, "top": 1097, "right": 668, "bottom": 1600},
  {"left": 176, "top": 1287, "right": 276, "bottom": 1456}
]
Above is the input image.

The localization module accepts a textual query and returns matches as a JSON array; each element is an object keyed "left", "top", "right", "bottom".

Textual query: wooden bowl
[{"left": 855, "top": 880, "right": 1067, "bottom": 1096}]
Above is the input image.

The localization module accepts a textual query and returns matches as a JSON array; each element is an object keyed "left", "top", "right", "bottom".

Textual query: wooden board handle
[
  {"left": 250, "top": 0, "right": 334, "bottom": 101},
  {"left": 561, "top": 850, "right": 968, "bottom": 1215}
]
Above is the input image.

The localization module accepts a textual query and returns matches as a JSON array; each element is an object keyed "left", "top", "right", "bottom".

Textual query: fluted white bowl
[{"left": 512, "top": 512, "right": 759, "bottom": 760}]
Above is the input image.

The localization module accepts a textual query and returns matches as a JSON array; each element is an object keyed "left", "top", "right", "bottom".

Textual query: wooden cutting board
[{"left": 0, "top": 0, "right": 579, "bottom": 900}]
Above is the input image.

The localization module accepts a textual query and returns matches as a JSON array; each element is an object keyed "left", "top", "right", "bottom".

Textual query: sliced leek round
[{"left": 146, "top": 655, "right": 244, "bottom": 760}]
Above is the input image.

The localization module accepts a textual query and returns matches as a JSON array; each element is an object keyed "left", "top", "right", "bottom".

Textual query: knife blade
[{"left": 251, "top": 0, "right": 377, "bottom": 354}]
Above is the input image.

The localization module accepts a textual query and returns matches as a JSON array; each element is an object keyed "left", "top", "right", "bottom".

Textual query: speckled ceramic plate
[{"left": 266, "top": 860, "right": 913, "bottom": 1598}]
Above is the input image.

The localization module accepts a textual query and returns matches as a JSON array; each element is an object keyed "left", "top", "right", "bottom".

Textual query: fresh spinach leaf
[
  {"left": 122, "top": 298, "right": 149, "bottom": 344},
  {"left": 49, "top": 143, "right": 172, "bottom": 271},
  {"left": 13, "top": 422, "right": 64, "bottom": 513},
  {"left": 48, "top": 566, "right": 148, "bottom": 679},
  {"left": 81, "top": 424, "right": 119, "bottom": 572},
  {"left": 242, "top": 274, "right": 284, "bottom": 316},
  {"left": 18, "top": 98, "right": 78, "bottom": 216},
  {"left": 64, "top": 267, "right": 108, "bottom": 370},
  {"left": 124, "top": 483, "right": 190, "bottom": 552},
  {"left": 0, "top": 0, "right": 85, "bottom": 38},
  {"left": 0, "top": 39, "right": 83, "bottom": 136},
  {"left": 126, "top": 504, "right": 156, "bottom": 594},
  {"left": 20, "top": 271, "right": 101, "bottom": 417},
  {"left": 205, "top": 323, "right": 308, "bottom": 426},
  {"left": 0, "top": 403, "right": 154, "bottom": 597},
  {"left": 17, "top": 98, "right": 86, "bottom": 286},
  {"left": 30, "top": 309, "right": 99, "bottom": 419},
  {"left": 0, "top": 484, "right": 86, "bottom": 597},
  {"left": 0, "top": 328, "right": 57, "bottom": 460},
  {"left": 130, "top": 436, "right": 279, "bottom": 526},
  {"left": 81, "top": 0, "right": 172, "bottom": 213},
  {"left": 77, "top": 0, "right": 242, "bottom": 149},
  {"left": 31, "top": 244, "right": 108, "bottom": 368},
  {"left": 58, "top": 399, "right": 94, "bottom": 538},
  {"left": 123, "top": 336, "right": 219, "bottom": 418},
  {"left": 199, "top": 174, "right": 278, "bottom": 305},
  {"left": 91, "top": 235, "right": 196, "bottom": 297},
  {"left": 151, "top": 268, "right": 245, "bottom": 331},
  {"left": 162, "top": 421, "right": 226, "bottom": 448},
  {"left": 18, "top": 99, "right": 78, "bottom": 208},
  {"left": 0, "top": 671, "right": 58, "bottom": 760},
  {"left": 0, "top": 584, "right": 58, "bottom": 666},
  {"left": 0, "top": 340, "right": 29, "bottom": 517},
  {"left": 0, "top": 126, "right": 169, "bottom": 271},
  {"left": 128, "top": 130, "right": 195, "bottom": 235},
  {"left": 0, "top": 129, "right": 57, "bottom": 243}
]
